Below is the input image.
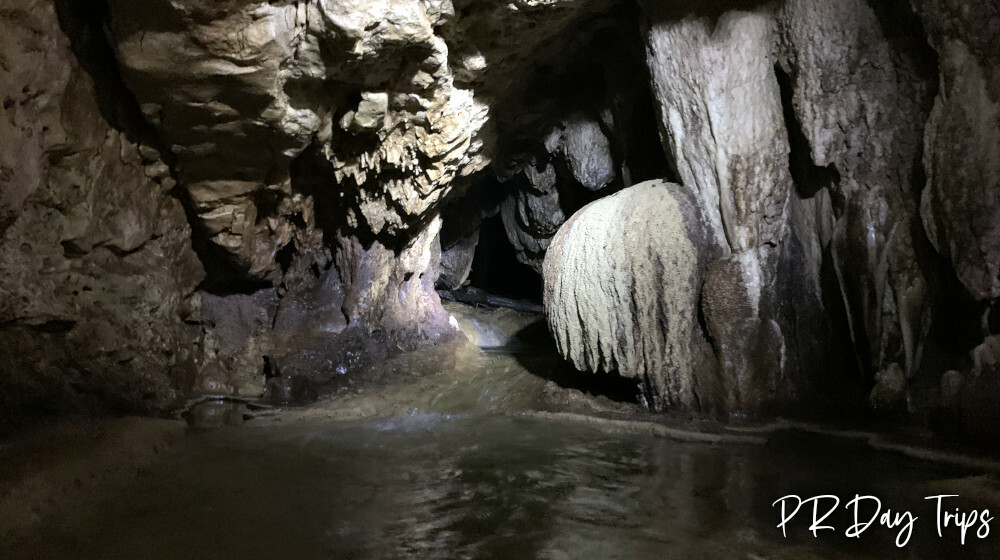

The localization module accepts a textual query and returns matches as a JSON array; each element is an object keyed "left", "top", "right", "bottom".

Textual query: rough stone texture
[
  {"left": 914, "top": 0, "right": 1000, "bottom": 301},
  {"left": 438, "top": 231, "right": 479, "bottom": 290},
  {"left": 0, "top": 0, "right": 204, "bottom": 429},
  {"left": 2, "top": 0, "right": 999, "bottom": 438},
  {"left": 702, "top": 255, "right": 786, "bottom": 416},
  {"left": 549, "top": 116, "right": 617, "bottom": 192},
  {"left": 336, "top": 217, "right": 451, "bottom": 341},
  {"left": 100, "top": 0, "right": 614, "bottom": 280},
  {"left": 501, "top": 162, "right": 567, "bottom": 273},
  {"left": 543, "top": 180, "right": 723, "bottom": 411},
  {"left": 264, "top": 218, "right": 457, "bottom": 404},
  {"left": 195, "top": 289, "right": 279, "bottom": 397},
  {"left": 642, "top": 4, "right": 795, "bottom": 415},
  {"left": 777, "top": 0, "right": 936, "bottom": 380}
]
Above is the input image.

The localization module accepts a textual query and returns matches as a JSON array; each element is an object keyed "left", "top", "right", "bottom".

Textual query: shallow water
[{"left": 9, "top": 412, "right": 999, "bottom": 560}]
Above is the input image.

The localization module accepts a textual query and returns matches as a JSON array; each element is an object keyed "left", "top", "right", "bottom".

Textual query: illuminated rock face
[
  {"left": 541, "top": 0, "right": 999, "bottom": 422},
  {"left": 543, "top": 181, "right": 724, "bottom": 411},
  {"left": 99, "top": 0, "right": 614, "bottom": 280},
  {"left": 0, "top": 0, "right": 998, "bottom": 435}
]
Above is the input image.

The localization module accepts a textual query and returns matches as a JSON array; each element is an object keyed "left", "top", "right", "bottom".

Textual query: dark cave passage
[{"left": 464, "top": 212, "right": 543, "bottom": 302}]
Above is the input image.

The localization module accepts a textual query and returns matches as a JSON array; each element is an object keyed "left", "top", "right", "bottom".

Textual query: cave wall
[
  {"left": 541, "top": 0, "right": 998, "bottom": 429},
  {"left": 0, "top": 0, "right": 203, "bottom": 430},
  {"left": 0, "top": 0, "right": 997, "bottom": 437}
]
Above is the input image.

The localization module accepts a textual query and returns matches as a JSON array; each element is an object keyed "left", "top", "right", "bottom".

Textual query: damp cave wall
[{"left": 0, "top": 0, "right": 998, "bottom": 441}]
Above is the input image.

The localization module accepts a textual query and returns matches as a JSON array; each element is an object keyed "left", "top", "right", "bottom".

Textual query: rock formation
[
  {"left": 543, "top": 180, "right": 723, "bottom": 411},
  {"left": 0, "top": 0, "right": 998, "bottom": 441},
  {"left": 0, "top": 0, "right": 203, "bottom": 430}
]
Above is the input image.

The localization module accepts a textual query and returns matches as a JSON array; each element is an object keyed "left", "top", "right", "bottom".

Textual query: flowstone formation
[
  {"left": 0, "top": 0, "right": 997, "bottom": 440},
  {"left": 540, "top": 0, "right": 999, "bottom": 428},
  {"left": 543, "top": 181, "right": 723, "bottom": 411}
]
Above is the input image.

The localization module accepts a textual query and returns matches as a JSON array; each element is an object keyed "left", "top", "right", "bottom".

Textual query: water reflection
[{"left": 8, "top": 416, "right": 999, "bottom": 560}]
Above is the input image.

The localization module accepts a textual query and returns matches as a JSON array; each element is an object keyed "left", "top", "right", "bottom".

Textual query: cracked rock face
[
  {"left": 0, "top": 0, "right": 203, "bottom": 429},
  {"left": 101, "top": 0, "right": 613, "bottom": 280}
]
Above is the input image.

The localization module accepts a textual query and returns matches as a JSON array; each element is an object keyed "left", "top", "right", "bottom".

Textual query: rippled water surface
[{"left": 10, "top": 411, "right": 999, "bottom": 559}]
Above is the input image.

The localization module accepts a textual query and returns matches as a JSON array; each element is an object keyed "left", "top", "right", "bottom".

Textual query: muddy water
[
  {"left": 6, "top": 412, "right": 999, "bottom": 560},
  {"left": 6, "top": 306, "right": 1000, "bottom": 559}
]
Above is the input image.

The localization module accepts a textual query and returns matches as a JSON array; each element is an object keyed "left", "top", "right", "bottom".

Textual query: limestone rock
[
  {"left": 0, "top": 0, "right": 203, "bottom": 430},
  {"left": 100, "top": 0, "right": 614, "bottom": 279},
  {"left": 702, "top": 255, "right": 786, "bottom": 417},
  {"left": 335, "top": 217, "right": 451, "bottom": 345},
  {"left": 543, "top": 180, "right": 723, "bottom": 410},
  {"left": 553, "top": 116, "right": 617, "bottom": 192},
  {"left": 501, "top": 162, "right": 567, "bottom": 273},
  {"left": 645, "top": 6, "right": 791, "bottom": 253},
  {"left": 195, "top": 289, "right": 279, "bottom": 397},
  {"left": 643, "top": 5, "right": 795, "bottom": 415},
  {"left": 915, "top": 0, "right": 1000, "bottom": 301},
  {"left": 438, "top": 231, "right": 479, "bottom": 290},
  {"left": 777, "top": 0, "right": 936, "bottom": 379}
]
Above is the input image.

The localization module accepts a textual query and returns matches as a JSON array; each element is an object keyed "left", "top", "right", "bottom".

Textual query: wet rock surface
[
  {"left": 543, "top": 180, "right": 723, "bottom": 411},
  {"left": 0, "top": 0, "right": 998, "bottom": 443}
]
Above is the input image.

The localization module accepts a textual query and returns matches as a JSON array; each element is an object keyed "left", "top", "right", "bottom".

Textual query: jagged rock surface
[
  {"left": 500, "top": 163, "right": 567, "bottom": 273},
  {"left": 777, "top": 0, "right": 937, "bottom": 383},
  {"left": 100, "top": 0, "right": 614, "bottom": 280},
  {"left": 543, "top": 180, "right": 723, "bottom": 410},
  {"left": 642, "top": 4, "right": 798, "bottom": 415},
  {"left": 0, "top": 0, "right": 203, "bottom": 430},
  {"left": 489, "top": 6, "right": 665, "bottom": 273},
  {"left": 0, "top": 0, "right": 998, "bottom": 439}
]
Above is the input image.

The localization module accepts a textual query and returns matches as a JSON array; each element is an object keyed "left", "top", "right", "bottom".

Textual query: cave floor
[{"left": 3, "top": 303, "right": 1000, "bottom": 559}]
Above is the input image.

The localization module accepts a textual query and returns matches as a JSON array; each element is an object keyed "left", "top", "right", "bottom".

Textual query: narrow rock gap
[
  {"left": 53, "top": 0, "right": 159, "bottom": 148},
  {"left": 774, "top": 64, "right": 841, "bottom": 199}
]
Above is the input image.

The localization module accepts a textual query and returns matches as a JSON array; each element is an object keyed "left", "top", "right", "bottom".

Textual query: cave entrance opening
[{"left": 464, "top": 212, "right": 544, "bottom": 304}]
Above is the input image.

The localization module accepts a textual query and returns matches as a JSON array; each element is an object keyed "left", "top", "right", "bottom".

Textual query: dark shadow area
[
  {"left": 439, "top": 174, "right": 507, "bottom": 253},
  {"left": 53, "top": 0, "right": 161, "bottom": 148},
  {"left": 289, "top": 142, "right": 350, "bottom": 249},
  {"left": 775, "top": 65, "right": 841, "bottom": 198},
  {"left": 492, "top": 2, "right": 671, "bottom": 191},
  {"left": 467, "top": 213, "right": 542, "bottom": 302},
  {"left": 508, "top": 321, "right": 642, "bottom": 405}
]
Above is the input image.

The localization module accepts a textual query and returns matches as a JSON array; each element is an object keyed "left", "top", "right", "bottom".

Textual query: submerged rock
[{"left": 543, "top": 180, "right": 723, "bottom": 411}]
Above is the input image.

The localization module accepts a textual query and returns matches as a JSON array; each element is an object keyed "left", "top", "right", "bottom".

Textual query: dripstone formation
[{"left": 1, "top": 0, "right": 998, "bottom": 441}]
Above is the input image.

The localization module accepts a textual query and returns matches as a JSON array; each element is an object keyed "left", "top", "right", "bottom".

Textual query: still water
[{"left": 10, "top": 411, "right": 999, "bottom": 559}]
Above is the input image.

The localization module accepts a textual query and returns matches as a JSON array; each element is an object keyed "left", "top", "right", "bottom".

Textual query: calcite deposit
[
  {"left": 0, "top": 0, "right": 998, "bottom": 440},
  {"left": 543, "top": 180, "right": 723, "bottom": 410}
]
